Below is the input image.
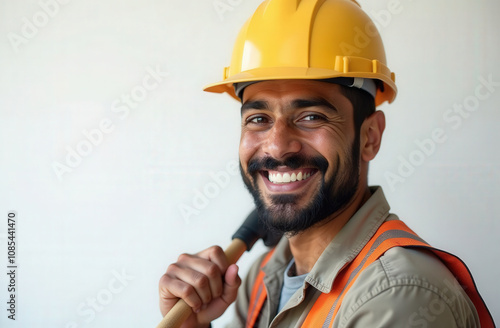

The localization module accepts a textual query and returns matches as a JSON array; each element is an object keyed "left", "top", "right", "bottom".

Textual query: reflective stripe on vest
[
  {"left": 246, "top": 220, "right": 494, "bottom": 328},
  {"left": 246, "top": 250, "right": 275, "bottom": 328}
]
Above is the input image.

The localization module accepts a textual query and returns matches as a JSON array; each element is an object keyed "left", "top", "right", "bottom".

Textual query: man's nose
[{"left": 261, "top": 119, "right": 301, "bottom": 160}]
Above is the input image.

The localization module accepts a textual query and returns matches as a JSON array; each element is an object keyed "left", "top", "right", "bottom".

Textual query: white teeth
[{"left": 268, "top": 171, "right": 312, "bottom": 184}]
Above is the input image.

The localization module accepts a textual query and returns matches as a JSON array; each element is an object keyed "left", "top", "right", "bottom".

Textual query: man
[{"left": 159, "top": 0, "right": 494, "bottom": 327}]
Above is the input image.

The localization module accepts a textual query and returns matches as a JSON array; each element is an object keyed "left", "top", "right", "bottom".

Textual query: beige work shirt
[{"left": 226, "top": 187, "right": 480, "bottom": 327}]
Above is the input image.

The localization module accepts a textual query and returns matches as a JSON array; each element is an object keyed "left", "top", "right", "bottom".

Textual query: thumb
[{"left": 220, "top": 264, "right": 241, "bottom": 305}]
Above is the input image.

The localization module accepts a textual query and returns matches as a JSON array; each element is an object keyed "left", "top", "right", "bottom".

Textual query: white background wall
[{"left": 0, "top": 0, "right": 498, "bottom": 327}]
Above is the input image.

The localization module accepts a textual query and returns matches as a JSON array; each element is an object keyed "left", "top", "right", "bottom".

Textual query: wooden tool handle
[{"left": 156, "top": 238, "right": 248, "bottom": 328}]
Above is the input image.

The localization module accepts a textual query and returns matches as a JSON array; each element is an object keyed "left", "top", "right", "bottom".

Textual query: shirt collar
[{"left": 263, "top": 186, "right": 391, "bottom": 293}]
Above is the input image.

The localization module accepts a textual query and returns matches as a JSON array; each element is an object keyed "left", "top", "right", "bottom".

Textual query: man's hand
[{"left": 159, "top": 246, "right": 241, "bottom": 328}]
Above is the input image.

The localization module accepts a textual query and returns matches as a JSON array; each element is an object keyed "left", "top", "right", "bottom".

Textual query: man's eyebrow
[
  {"left": 290, "top": 98, "right": 338, "bottom": 112},
  {"left": 240, "top": 97, "right": 338, "bottom": 114},
  {"left": 241, "top": 100, "right": 268, "bottom": 114}
]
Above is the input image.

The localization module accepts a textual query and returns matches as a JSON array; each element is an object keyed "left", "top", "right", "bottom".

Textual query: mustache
[{"left": 247, "top": 155, "right": 329, "bottom": 176}]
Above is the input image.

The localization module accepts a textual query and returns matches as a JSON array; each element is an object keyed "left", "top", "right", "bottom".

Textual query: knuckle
[
  {"left": 158, "top": 273, "right": 170, "bottom": 287},
  {"left": 179, "top": 286, "right": 201, "bottom": 309},
  {"left": 179, "top": 284, "right": 195, "bottom": 299},
  {"left": 205, "top": 263, "right": 219, "bottom": 278},
  {"left": 177, "top": 253, "right": 191, "bottom": 262},
  {"left": 209, "top": 245, "right": 224, "bottom": 257},
  {"left": 192, "top": 273, "right": 209, "bottom": 288},
  {"left": 166, "top": 263, "right": 180, "bottom": 275}
]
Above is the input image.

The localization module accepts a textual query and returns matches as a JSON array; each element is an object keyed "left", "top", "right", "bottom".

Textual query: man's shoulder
[
  {"left": 336, "top": 246, "right": 480, "bottom": 327},
  {"left": 345, "top": 246, "right": 465, "bottom": 304}
]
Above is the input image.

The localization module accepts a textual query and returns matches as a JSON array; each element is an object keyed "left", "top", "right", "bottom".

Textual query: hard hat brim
[{"left": 203, "top": 65, "right": 396, "bottom": 107}]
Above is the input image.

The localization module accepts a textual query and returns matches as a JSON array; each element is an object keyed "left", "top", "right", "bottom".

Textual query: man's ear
[{"left": 360, "top": 110, "right": 386, "bottom": 162}]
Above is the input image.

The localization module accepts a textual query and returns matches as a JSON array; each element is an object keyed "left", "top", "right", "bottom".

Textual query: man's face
[{"left": 239, "top": 80, "right": 361, "bottom": 235}]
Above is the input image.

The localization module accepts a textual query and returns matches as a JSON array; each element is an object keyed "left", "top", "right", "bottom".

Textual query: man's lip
[{"left": 259, "top": 168, "right": 318, "bottom": 192}]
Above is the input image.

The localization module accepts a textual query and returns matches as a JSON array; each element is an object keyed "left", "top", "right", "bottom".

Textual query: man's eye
[
  {"left": 301, "top": 114, "right": 325, "bottom": 121},
  {"left": 247, "top": 116, "right": 268, "bottom": 124}
]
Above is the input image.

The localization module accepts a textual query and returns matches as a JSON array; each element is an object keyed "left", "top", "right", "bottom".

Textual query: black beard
[{"left": 240, "top": 137, "right": 360, "bottom": 236}]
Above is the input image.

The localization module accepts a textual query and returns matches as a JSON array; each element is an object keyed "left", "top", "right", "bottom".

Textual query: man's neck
[{"left": 287, "top": 186, "right": 372, "bottom": 276}]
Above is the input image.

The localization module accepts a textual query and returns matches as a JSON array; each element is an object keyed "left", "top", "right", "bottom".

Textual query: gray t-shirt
[{"left": 278, "top": 259, "right": 307, "bottom": 312}]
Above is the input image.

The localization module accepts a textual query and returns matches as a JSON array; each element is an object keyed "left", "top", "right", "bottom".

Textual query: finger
[
  {"left": 159, "top": 272, "right": 203, "bottom": 314},
  {"left": 196, "top": 246, "right": 229, "bottom": 273},
  {"left": 195, "top": 264, "right": 241, "bottom": 323},
  {"left": 167, "top": 261, "right": 219, "bottom": 308},
  {"left": 176, "top": 253, "right": 225, "bottom": 302}
]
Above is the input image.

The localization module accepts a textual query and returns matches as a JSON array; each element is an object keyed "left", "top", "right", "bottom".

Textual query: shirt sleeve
[
  {"left": 336, "top": 247, "right": 480, "bottom": 328},
  {"left": 338, "top": 283, "right": 478, "bottom": 328}
]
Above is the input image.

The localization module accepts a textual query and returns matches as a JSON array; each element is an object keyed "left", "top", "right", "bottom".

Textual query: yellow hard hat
[{"left": 203, "top": 0, "right": 397, "bottom": 106}]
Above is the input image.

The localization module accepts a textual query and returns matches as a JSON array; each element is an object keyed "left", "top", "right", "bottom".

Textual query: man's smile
[{"left": 259, "top": 168, "right": 319, "bottom": 192}]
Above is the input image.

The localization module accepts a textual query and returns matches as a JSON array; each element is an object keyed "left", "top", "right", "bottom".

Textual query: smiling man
[
  {"left": 238, "top": 80, "right": 374, "bottom": 242},
  {"left": 158, "top": 0, "right": 494, "bottom": 327}
]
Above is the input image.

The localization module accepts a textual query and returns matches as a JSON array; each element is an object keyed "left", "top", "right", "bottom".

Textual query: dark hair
[{"left": 338, "top": 85, "right": 376, "bottom": 135}]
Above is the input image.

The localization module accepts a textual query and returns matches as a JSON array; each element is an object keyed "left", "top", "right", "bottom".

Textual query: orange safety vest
[{"left": 246, "top": 220, "right": 494, "bottom": 328}]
